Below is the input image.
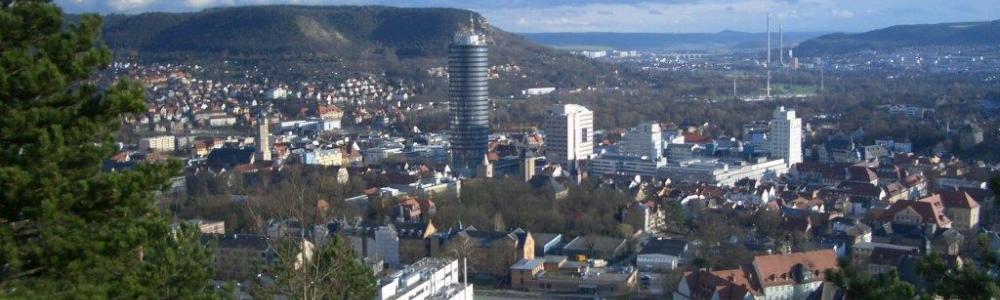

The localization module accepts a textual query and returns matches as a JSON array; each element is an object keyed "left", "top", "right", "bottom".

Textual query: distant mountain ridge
[
  {"left": 795, "top": 20, "right": 1000, "bottom": 56},
  {"left": 100, "top": 5, "right": 486, "bottom": 58},
  {"left": 520, "top": 31, "right": 828, "bottom": 51},
  {"left": 90, "top": 5, "right": 616, "bottom": 87}
]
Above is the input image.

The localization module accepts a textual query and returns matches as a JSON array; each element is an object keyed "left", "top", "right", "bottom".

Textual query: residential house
[
  {"left": 939, "top": 190, "right": 981, "bottom": 231},
  {"left": 431, "top": 227, "right": 535, "bottom": 278},
  {"left": 750, "top": 249, "right": 838, "bottom": 300},
  {"left": 882, "top": 195, "right": 952, "bottom": 229},
  {"left": 392, "top": 196, "right": 424, "bottom": 222},
  {"left": 851, "top": 242, "right": 919, "bottom": 275},
  {"left": 867, "top": 246, "right": 920, "bottom": 275},
  {"left": 674, "top": 266, "right": 760, "bottom": 300},
  {"left": 203, "top": 234, "right": 311, "bottom": 281},
  {"left": 345, "top": 221, "right": 437, "bottom": 268},
  {"left": 623, "top": 200, "right": 663, "bottom": 232}
]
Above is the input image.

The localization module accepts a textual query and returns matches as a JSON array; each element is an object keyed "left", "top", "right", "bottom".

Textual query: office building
[
  {"left": 377, "top": 257, "right": 473, "bottom": 300},
  {"left": 620, "top": 122, "right": 663, "bottom": 159},
  {"left": 659, "top": 158, "right": 788, "bottom": 187},
  {"left": 257, "top": 111, "right": 271, "bottom": 161},
  {"left": 590, "top": 154, "right": 665, "bottom": 178},
  {"left": 448, "top": 19, "right": 490, "bottom": 173},
  {"left": 544, "top": 104, "right": 594, "bottom": 167},
  {"left": 768, "top": 106, "right": 802, "bottom": 167}
]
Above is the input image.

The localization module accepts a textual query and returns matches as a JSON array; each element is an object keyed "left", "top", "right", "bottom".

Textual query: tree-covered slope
[
  {"left": 95, "top": 5, "right": 620, "bottom": 87},
  {"left": 795, "top": 20, "right": 1000, "bottom": 56}
]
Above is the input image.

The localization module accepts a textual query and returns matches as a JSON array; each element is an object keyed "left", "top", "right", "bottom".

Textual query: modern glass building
[{"left": 448, "top": 25, "right": 489, "bottom": 173}]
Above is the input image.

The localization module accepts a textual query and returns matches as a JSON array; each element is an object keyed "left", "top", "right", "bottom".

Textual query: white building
[
  {"left": 659, "top": 158, "right": 788, "bottom": 187},
  {"left": 768, "top": 106, "right": 802, "bottom": 167},
  {"left": 377, "top": 257, "right": 473, "bottom": 300},
  {"left": 590, "top": 154, "right": 665, "bottom": 178},
  {"left": 364, "top": 146, "right": 404, "bottom": 165},
  {"left": 302, "top": 148, "right": 342, "bottom": 166},
  {"left": 267, "top": 86, "right": 289, "bottom": 100},
  {"left": 621, "top": 122, "right": 663, "bottom": 159},
  {"left": 318, "top": 105, "right": 343, "bottom": 131},
  {"left": 522, "top": 87, "right": 556, "bottom": 96},
  {"left": 257, "top": 112, "right": 271, "bottom": 161},
  {"left": 637, "top": 239, "right": 688, "bottom": 272},
  {"left": 673, "top": 249, "right": 837, "bottom": 300},
  {"left": 579, "top": 50, "right": 607, "bottom": 59},
  {"left": 139, "top": 135, "right": 176, "bottom": 152},
  {"left": 375, "top": 225, "right": 401, "bottom": 268},
  {"left": 323, "top": 118, "right": 342, "bottom": 131},
  {"left": 208, "top": 116, "right": 237, "bottom": 127},
  {"left": 544, "top": 104, "right": 594, "bottom": 167}
]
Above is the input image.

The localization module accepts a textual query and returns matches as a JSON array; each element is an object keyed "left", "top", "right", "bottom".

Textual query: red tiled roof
[
  {"left": 939, "top": 190, "right": 980, "bottom": 209},
  {"left": 795, "top": 162, "right": 849, "bottom": 181},
  {"left": 847, "top": 166, "right": 878, "bottom": 182},
  {"left": 110, "top": 151, "right": 130, "bottom": 162},
  {"left": 753, "top": 249, "right": 838, "bottom": 287},
  {"left": 683, "top": 132, "right": 713, "bottom": 144},
  {"left": 883, "top": 195, "right": 952, "bottom": 227},
  {"left": 317, "top": 104, "right": 343, "bottom": 116},
  {"left": 957, "top": 187, "right": 994, "bottom": 202},
  {"left": 683, "top": 266, "right": 761, "bottom": 300},
  {"left": 836, "top": 181, "right": 881, "bottom": 198}
]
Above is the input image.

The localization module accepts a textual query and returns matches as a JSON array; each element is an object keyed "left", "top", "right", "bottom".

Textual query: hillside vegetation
[
  {"left": 95, "top": 5, "right": 621, "bottom": 87},
  {"left": 795, "top": 20, "right": 1000, "bottom": 56}
]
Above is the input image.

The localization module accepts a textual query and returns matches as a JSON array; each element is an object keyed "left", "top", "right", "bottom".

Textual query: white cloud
[
  {"left": 831, "top": 9, "right": 854, "bottom": 18},
  {"left": 107, "top": 0, "right": 156, "bottom": 11}
]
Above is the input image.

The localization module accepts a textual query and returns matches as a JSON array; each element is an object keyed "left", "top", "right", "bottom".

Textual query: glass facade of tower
[{"left": 448, "top": 32, "right": 489, "bottom": 171}]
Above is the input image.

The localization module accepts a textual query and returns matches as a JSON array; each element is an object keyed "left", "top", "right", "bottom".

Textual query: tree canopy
[{"left": 0, "top": 1, "right": 216, "bottom": 297}]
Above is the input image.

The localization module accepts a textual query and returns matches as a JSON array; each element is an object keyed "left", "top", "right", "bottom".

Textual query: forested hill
[
  {"left": 795, "top": 20, "right": 1000, "bottom": 57},
  {"left": 100, "top": 5, "right": 481, "bottom": 58},
  {"left": 91, "top": 5, "right": 619, "bottom": 87}
]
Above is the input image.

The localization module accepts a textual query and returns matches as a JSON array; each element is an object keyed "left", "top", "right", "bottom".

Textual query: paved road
[{"left": 639, "top": 272, "right": 665, "bottom": 296}]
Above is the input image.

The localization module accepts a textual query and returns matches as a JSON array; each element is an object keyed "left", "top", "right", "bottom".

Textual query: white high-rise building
[
  {"left": 544, "top": 104, "right": 594, "bottom": 167},
  {"left": 768, "top": 106, "right": 802, "bottom": 167},
  {"left": 257, "top": 112, "right": 271, "bottom": 161},
  {"left": 621, "top": 122, "right": 662, "bottom": 159}
]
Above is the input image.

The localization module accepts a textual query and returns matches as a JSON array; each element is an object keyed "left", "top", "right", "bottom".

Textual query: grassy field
[{"left": 773, "top": 84, "right": 818, "bottom": 95}]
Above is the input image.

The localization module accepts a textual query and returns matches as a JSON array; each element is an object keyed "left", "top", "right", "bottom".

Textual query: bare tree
[{"left": 242, "top": 166, "right": 376, "bottom": 299}]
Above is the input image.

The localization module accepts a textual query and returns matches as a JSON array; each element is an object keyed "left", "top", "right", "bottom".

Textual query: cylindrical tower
[{"left": 448, "top": 25, "right": 489, "bottom": 172}]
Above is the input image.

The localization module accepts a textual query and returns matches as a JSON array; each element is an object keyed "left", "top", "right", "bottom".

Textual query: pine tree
[
  {"left": 916, "top": 237, "right": 1000, "bottom": 300},
  {"left": 0, "top": 1, "right": 217, "bottom": 298}
]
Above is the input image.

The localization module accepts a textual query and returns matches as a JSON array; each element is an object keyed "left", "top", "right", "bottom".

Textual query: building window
[{"left": 582, "top": 128, "right": 589, "bottom": 143}]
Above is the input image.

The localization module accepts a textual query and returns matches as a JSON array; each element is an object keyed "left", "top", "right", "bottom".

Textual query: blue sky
[{"left": 56, "top": 0, "right": 1000, "bottom": 33}]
